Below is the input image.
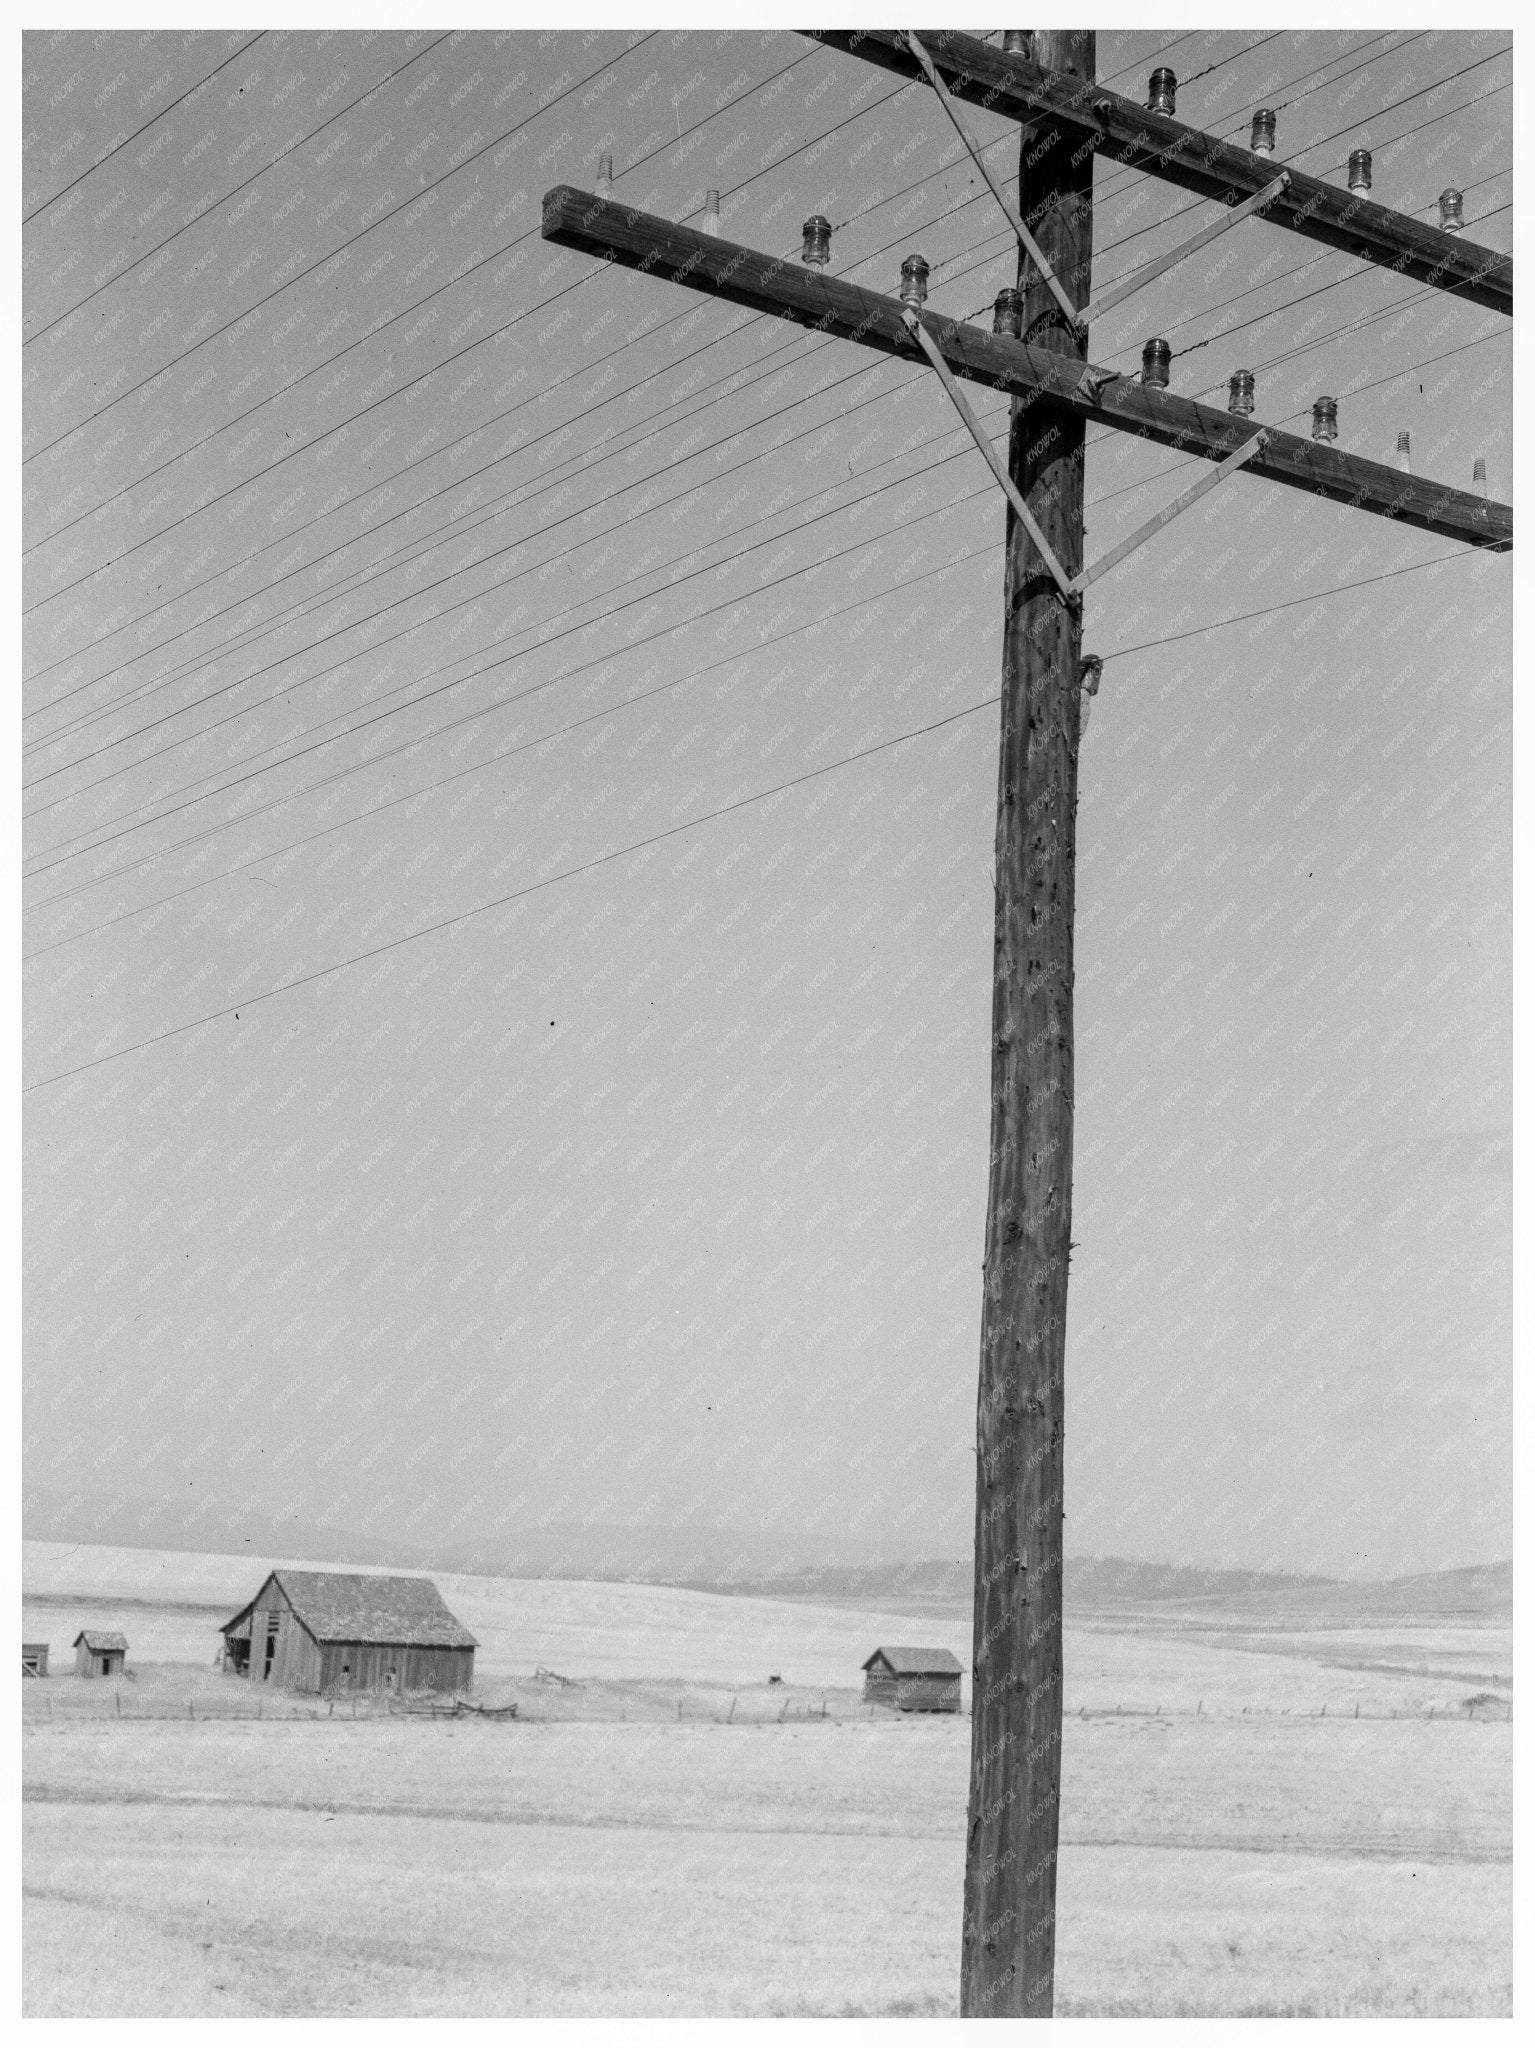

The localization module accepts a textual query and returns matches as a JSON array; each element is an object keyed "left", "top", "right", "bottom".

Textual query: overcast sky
[{"left": 20, "top": 19, "right": 1513, "bottom": 1579}]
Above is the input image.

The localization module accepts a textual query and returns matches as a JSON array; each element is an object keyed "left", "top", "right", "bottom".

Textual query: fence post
[{"left": 114, "top": 1690, "right": 120, "bottom": 1718}]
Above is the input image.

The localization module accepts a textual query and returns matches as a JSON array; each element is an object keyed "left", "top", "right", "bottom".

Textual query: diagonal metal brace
[
  {"left": 1076, "top": 175, "right": 1291, "bottom": 328},
  {"left": 901, "top": 306, "right": 1076, "bottom": 602},
  {"left": 904, "top": 31, "right": 1084, "bottom": 336},
  {"left": 1068, "top": 430, "right": 1270, "bottom": 595}
]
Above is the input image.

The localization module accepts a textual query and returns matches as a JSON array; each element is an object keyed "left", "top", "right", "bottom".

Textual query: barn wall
[
  {"left": 863, "top": 1671, "right": 960, "bottom": 1712},
  {"left": 250, "top": 1583, "right": 297, "bottom": 1682},
  {"left": 270, "top": 1617, "right": 323, "bottom": 1691},
  {"left": 318, "top": 1642, "right": 474, "bottom": 1694}
]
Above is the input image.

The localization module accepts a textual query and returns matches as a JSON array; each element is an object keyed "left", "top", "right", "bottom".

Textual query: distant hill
[
  {"left": 22, "top": 1488, "right": 1509, "bottom": 1620},
  {"left": 1065, "top": 1555, "right": 1339, "bottom": 1605},
  {"left": 728, "top": 1554, "right": 1512, "bottom": 1625},
  {"left": 22, "top": 1488, "right": 890, "bottom": 1586},
  {"left": 708, "top": 1556, "right": 1340, "bottom": 1607},
  {"left": 1059, "top": 1554, "right": 1511, "bottom": 1621},
  {"left": 22, "top": 1486, "right": 407, "bottom": 1571}
]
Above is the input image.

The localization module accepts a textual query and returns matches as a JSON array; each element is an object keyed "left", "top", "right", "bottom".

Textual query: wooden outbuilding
[
  {"left": 861, "top": 1645, "right": 963, "bottom": 1712},
  {"left": 22, "top": 1642, "right": 49, "bottom": 1678},
  {"left": 218, "top": 1569, "right": 477, "bottom": 1696},
  {"left": 73, "top": 1630, "right": 127, "bottom": 1678}
]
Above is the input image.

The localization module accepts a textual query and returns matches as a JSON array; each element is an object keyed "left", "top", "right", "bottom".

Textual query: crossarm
[
  {"left": 539, "top": 188, "right": 1512, "bottom": 553},
  {"left": 803, "top": 30, "right": 1512, "bottom": 317}
]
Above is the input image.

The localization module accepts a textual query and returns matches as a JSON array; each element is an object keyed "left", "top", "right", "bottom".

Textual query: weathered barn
[
  {"left": 22, "top": 1642, "right": 49, "bottom": 1678},
  {"left": 73, "top": 1630, "right": 127, "bottom": 1678},
  {"left": 218, "top": 1570, "right": 477, "bottom": 1695},
  {"left": 861, "top": 1645, "right": 963, "bottom": 1712}
]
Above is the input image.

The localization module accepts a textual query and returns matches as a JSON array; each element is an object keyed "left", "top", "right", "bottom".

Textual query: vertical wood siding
[
  {"left": 863, "top": 1671, "right": 961, "bottom": 1712},
  {"left": 316, "top": 1642, "right": 474, "bottom": 1695}
]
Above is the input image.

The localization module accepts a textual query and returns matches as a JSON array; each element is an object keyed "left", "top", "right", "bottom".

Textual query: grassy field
[{"left": 21, "top": 1541, "right": 1512, "bottom": 2017}]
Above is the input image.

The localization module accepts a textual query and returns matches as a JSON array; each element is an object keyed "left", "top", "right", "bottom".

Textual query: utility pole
[
  {"left": 541, "top": 26, "right": 1511, "bottom": 2021},
  {"left": 963, "top": 28, "right": 1092, "bottom": 2019}
]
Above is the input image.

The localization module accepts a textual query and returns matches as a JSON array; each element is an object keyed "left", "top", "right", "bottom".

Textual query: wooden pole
[{"left": 961, "top": 27, "right": 1093, "bottom": 2021}]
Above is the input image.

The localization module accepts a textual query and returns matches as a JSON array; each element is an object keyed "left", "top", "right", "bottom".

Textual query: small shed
[
  {"left": 218, "top": 1569, "right": 477, "bottom": 1696},
  {"left": 22, "top": 1642, "right": 49, "bottom": 1678},
  {"left": 862, "top": 1645, "right": 963, "bottom": 1713},
  {"left": 73, "top": 1631, "right": 127, "bottom": 1678}
]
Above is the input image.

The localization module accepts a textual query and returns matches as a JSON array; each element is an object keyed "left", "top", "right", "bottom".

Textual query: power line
[
  {"left": 24, "top": 686, "right": 1004, "bottom": 1095},
  {"left": 24, "top": 430, "right": 996, "bottom": 880},
  {"left": 1108, "top": 543, "right": 1488, "bottom": 660},
  {"left": 24, "top": 34, "right": 454, "bottom": 349},
  {"left": 1175, "top": 33, "right": 1286, "bottom": 91},
  {"left": 25, "top": 340, "right": 952, "bottom": 812},
  {"left": 24, "top": 529, "right": 1498, "bottom": 1091},
  {"left": 27, "top": 125, "right": 1011, "bottom": 715},
  {"left": 22, "top": 32, "right": 266, "bottom": 226},
  {"left": 24, "top": 32, "right": 879, "bottom": 483},
  {"left": 23, "top": 40, "right": 889, "bottom": 590},
  {"left": 27, "top": 522, "right": 1006, "bottom": 955},
  {"left": 23, "top": 34, "right": 1510, "bottom": 856},
  {"left": 28, "top": 451, "right": 1499, "bottom": 946},
  {"left": 22, "top": 35, "right": 655, "bottom": 486},
  {"left": 28, "top": 348, "right": 938, "bottom": 800},
  {"left": 28, "top": 151, "right": 1504, "bottom": 785},
  {"left": 28, "top": 156, "right": 1507, "bottom": 799}
]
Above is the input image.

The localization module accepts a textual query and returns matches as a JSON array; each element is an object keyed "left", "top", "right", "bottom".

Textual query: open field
[{"left": 22, "top": 1541, "right": 1512, "bottom": 2016}]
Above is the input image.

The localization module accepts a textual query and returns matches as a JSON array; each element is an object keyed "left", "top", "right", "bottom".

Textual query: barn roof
[
  {"left": 862, "top": 1645, "right": 963, "bottom": 1676},
  {"left": 73, "top": 1630, "right": 127, "bottom": 1652},
  {"left": 220, "top": 1570, "right": 477, "bottom": 1649}
]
